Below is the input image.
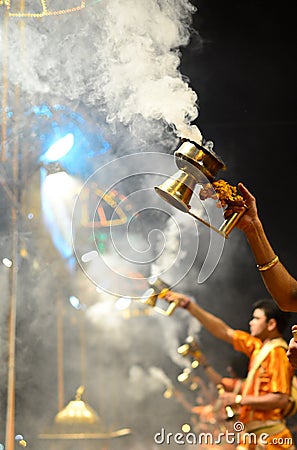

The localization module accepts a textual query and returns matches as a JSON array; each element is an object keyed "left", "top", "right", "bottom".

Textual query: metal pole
[
  {"left": 4, "top": 3, "right": 25, "bottom": 444},
  {"left": 1, "top": 8, "right": 17, "bottom": 449},
  {"left": 5, "top": 204, "right": 19, "bottom": 450},
  {"left": 5, "top": 93, "right": 21, "bottom": 450},
  {"left": 79, "top": 312, "right": 87, "bottom": 388},
  {"left": 1, "top": 10, "right": 9, "bottom": 162},
  {"left": 57, "top": 294, "right": 65, "bottom": 411}
]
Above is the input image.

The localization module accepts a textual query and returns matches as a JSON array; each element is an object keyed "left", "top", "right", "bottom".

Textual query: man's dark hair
[{"left": 252, "top": 298, "right": 291, "bottom": 334}]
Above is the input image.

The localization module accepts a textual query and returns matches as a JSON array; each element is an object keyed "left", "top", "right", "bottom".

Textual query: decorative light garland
[{"left": 0, "top": 0, "right": 10, "bottom": 7}]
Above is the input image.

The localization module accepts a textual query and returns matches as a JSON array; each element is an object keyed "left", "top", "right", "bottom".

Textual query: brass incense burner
[
  {"left": 155, "top": 139, "right": 247, "bottom": 238},
  {"left": 177, "top": 368, "right": 199, "bottom": 391},
  {"left": 177, "top": 336, "right": 202, "bottom": 369},
  {"left": 175, "top": 139, "right": 226, "bottom": 182}
]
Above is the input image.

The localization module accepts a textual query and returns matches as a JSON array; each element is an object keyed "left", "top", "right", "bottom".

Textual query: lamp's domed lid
[{"left": 54, "top": 386, "right": 101, "bottom": 425}]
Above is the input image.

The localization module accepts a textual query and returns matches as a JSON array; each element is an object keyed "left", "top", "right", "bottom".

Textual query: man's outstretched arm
[
  {"left": 164, "top": 291, "right": 234, "bottom": 344},
  {"left": 226, "top": 182, "right": 297, "bottom": 312}
]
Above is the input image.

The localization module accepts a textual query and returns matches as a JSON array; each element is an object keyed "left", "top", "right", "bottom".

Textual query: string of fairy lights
[{"left": 0, "top": 0, "right": 86, "bottom": 17}]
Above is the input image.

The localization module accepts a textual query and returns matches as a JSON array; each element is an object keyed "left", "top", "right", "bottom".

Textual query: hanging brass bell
[{"left": 154, "top": 169, "right": 197, "bottom": 213}]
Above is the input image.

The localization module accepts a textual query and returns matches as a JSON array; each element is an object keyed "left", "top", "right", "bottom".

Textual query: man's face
[{"left": 249, "top": 308, "right": 269, "bottom": 339}]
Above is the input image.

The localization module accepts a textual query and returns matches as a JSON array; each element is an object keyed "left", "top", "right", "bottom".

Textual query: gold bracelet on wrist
[
  {"left": 235, "top": 394, "right": 242, "bottom": 405},
  {"left": 257, "top": 255, "right": 279, "bottom": 272}
]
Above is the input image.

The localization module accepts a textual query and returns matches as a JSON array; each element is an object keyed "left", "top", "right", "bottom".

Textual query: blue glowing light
[
  {"left": 40, "top": 170, "right": 78, "bottom": 271},
  {"left": 42, "top": 133, "right": 74, "bottom": 162},
  {"left": 31, "top": 103, "right": 111, "bottom": 178}
]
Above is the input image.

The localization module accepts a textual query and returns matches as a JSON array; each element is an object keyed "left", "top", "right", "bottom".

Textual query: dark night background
[
  {"left": 182, "top": 0, "right": 297, "bottom": 440},
  {"left": 182, "top": 1, "right": 297, "bottom": 438},
  {"left": 183, "top": 0, "right": 297, "bottom": 280}
]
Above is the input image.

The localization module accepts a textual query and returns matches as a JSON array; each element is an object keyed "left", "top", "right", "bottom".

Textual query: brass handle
[{"left": 219, "top": 205, "right": 248, "bottom": 238}]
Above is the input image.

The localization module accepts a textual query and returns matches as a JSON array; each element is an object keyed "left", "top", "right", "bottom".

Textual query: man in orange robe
[{"left": 164, "top": 293, "right": 295, "bottom": 450}]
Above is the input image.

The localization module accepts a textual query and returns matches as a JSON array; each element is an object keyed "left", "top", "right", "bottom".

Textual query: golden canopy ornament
[
  {"left": 38, "top": 386, "right": 132, "bottom": 440},
  {"left": 54, "top": 385, "right": 101, "bottom": 426}
]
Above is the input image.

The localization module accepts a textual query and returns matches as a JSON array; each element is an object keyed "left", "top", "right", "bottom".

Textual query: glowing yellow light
[
  {"left": 20, "top": 247, "right": 28, "bottom": 258},
  {"left": 181, "top": 423, "right": 191, "bottom": 433},
  {"left": 0, "top": 0, "right": 10, "bottom": 7}
]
